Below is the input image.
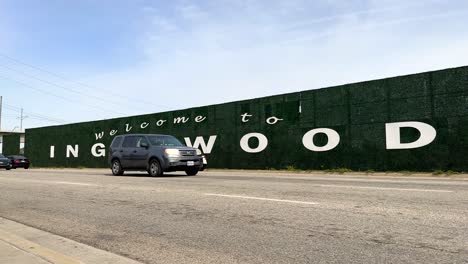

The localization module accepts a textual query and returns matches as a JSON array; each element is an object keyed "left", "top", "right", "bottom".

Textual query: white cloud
[
  {"left": 79, "top": 0, "right": 468, "bottom": 117},
  {"left": 1, "top": 0, "right": 465, "bottom": 130}
]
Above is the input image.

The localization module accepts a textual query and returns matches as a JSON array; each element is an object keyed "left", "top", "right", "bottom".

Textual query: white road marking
[
  {"left": 316, "top": 184, "right": 453, "bottom": 193},
  {"left": 0, "top": 178, "right": 97, "bottom": 187},
  {"left": 51, "top": 181, "right": 97, "bottom": 186},
  {"left": 204, "top": 193, "right": 318, "bottom": 205}
]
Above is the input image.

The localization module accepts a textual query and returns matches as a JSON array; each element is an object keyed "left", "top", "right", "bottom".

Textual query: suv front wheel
[
  {"left": 111, "top": 159, "right": 124, "bottom": 176},
  {"left": 148, "top": 159, "right": 163, "bottom": 177},
  {"left": 185, "top": 168, "right": 199, "bottom": 176}
]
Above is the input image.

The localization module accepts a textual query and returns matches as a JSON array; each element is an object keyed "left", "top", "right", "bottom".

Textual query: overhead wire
[
  {"left": 0, "top": 73, "right": 127, "bottom": 117},
  {"left": 3, "top": 105, "right": 68, "bottom": 124},
  {"left": 0, "top": 63, "right": 156, "bottom": 112},
  {"left": 0, "top": 53, "right": 173, "bottom": 110}
]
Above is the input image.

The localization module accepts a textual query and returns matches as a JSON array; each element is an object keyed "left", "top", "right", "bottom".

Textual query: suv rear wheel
[
  {"left": 185, "top": 168, "right": 199, "bottom": 176},
  {"left": 111, "top": 159, "right": 124, "bottom": 176},
  {"left": 148, "top": 159, "right": 163, "bottom": 177}
]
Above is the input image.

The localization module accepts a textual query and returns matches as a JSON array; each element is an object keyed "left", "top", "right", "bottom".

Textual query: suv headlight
[
  {"left": 196, "top": 149, "right": 203, "bottom": 156},
  {"left": 164, "top": 149, "right": 180, "bottom": 157}
]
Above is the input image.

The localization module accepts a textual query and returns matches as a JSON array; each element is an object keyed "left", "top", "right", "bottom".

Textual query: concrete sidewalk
[
  {"left": 0, "top": 240, "right": 50, "bottom": 264},
  {"left": 0, "top": 217, "right": 141, "bottom": 264}
]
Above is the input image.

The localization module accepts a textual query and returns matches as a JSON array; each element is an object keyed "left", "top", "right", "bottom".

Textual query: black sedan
[
  {"left": 0, "top": 154, "right": 12, "bottom": 170},
  {"left": 8, "top": 155, "right": 30, "bottom": 169}
]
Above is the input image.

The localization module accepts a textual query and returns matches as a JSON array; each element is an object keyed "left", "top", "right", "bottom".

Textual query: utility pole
[
  {"left": 20, "top": 108, "right": 23, "bottom": 132},
  {"left": 18, "top": 108, "right": 28, "bottom": 132}
]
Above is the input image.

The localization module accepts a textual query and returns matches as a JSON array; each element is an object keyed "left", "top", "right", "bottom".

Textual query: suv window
[
  {"left": 136, "top": 137, "right": 148, "bottom": 148},
  {"left": 111, "top": 136, "right": 123, "bottom": 148},
  {"left": 122, "top": 136, "right": 148, "bottom": 148},
  {"left": 148, "top": 135, "right": 183, "bottom": 146},
  {"left": 122, "top": 136, "right": 138, "bottom": 148}
]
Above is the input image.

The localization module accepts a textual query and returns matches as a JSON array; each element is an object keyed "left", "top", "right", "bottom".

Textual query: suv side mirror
[{"left": 140, "top": 142, "right": 149, "bottom": 148}]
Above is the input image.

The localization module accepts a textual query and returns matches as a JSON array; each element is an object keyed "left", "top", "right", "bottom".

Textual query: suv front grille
[{"left": 180, "top": 150, "right": 196, "bottom": 156}]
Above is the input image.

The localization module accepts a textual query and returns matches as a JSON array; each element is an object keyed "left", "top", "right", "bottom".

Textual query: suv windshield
[
  {"left": 0, "top": 154, "right": 4, "bottom": 158},
  {"left": 148, "top": 136, "right": 184, "bottom": 147}
]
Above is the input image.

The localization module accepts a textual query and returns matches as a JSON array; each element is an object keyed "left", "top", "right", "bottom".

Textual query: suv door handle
[
  {"left": 119, "top": 150, "right": 123, "bottom": 152},
  {"left": 133, "top": 150, "right": 137, "bottom": 153}
]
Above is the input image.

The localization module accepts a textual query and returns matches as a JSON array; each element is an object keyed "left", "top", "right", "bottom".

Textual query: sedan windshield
[{"left": 148, "top": 136, "right": 184, "bottom": 147}]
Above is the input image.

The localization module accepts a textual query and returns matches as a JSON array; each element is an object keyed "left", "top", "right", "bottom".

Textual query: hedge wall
[{"left": 25, "top": 66, "right": 468, "bottom": 171}]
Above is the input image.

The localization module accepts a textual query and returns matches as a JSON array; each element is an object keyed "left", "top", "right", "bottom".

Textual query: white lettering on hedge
[
  {"left": 240, "top": 133, "right": 268, "bottom": 153},
  {"left": 156, "top": 120, "right": 167, "bottom": 126},
  {"left": 95, "top": 132, "right": 104, "bottom": 140},
  {"left": 184, "top": 136, "right": 217, "bottom": 154},
  {"left": 241, "top": 113, "right": 253, "bottom": 123},
  {"left": 66, "top": 145, "right": 79, "bottom": 158},
  {"left": 91, "top": 143, "right": 106, "bottom": 157},
  {"left": 50, "top": 146, "right": 55, "bottom": 158},
  {"left": 140, "top": 122, "right": 149, "bottom": 129},
  {"left": 386, "top": 122, "right": 436, "bottom": 149},
  {"left": 174, "top": 116, "right": 189, "bottom": 124},
  {"left": 266, "top": 116, "right": 283, "bottom": 125},
  {"left": 302, "top": 128, "right": 340, "bottom": 152},
  {"left": 195, "top": 116, "right": 207, "bottom": 123},
  {"left": 125, "top": 124, "right": 132, "bottom": 132},
  {"left": 110, "top": 130, "right": 118, "bottom": 136}
]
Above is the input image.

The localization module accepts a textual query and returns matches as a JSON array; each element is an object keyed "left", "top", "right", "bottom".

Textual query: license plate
[
  {"left": 187, "top": 161, "right": 194, "bottom": 166},
  {"left": 203, "top": 158, "right": 207, "bottom": 165}
]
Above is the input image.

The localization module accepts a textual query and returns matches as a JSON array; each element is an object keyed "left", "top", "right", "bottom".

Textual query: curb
[{"left": 0, "top": 217, "right": 142, "bottom": 264}]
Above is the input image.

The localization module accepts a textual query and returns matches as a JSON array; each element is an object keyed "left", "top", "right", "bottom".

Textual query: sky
[{"left": 0, "top": 0, "right": 468, "bottom": 131}]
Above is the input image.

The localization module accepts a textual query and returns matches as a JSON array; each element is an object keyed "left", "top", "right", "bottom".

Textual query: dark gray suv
[{"left": 109, "top": 134, "right": 206, "bottom": 176}]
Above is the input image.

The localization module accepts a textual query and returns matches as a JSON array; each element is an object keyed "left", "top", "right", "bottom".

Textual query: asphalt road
[{"left": 0, "top": 169, "right": 467, "bottom": 264}]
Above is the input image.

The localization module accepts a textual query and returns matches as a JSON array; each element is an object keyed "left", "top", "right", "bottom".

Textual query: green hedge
[{"left": 25, "top": 66, "right": 468, "bottom": 171}]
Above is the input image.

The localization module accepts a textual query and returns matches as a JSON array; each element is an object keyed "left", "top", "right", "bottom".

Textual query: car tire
[
  {"left": 24, "top": 166, "right": 29, "bottom": 169},
  {"left": 6, "top": 167, "right": 10, "bottom": 171},
  {"left": 148, "top": 159, "right": 163, "bottom": 177},
  {"left": 185, "top": 168, "right": 199, "bottom": 176},
  {"left": 111, "top": 159, "right": 124, "bottom": 176}
]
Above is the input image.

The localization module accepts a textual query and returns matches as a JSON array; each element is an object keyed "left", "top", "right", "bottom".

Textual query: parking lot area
[{"left": 1, "top": 169, "right": 468, "bottom": 264}]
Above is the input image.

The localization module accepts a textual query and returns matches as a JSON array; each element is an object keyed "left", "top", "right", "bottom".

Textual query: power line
[
  {"left": 0, "top": 63, "right": 156, "bottom": 111},
  {"left": 3, "top": 105, "right": 67, "bottom": 123},
  {"left": 2, "top": 114, "right": 18, "bottom": 118},
  {"left": 3, "top": 105, "right": 67, "bottom": 124},
  {"left": 0, "top": 73, "right": 127, "bottom": 117},
  {"left": 0, "top": 53, "right": 173, "bottom": 109}
]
